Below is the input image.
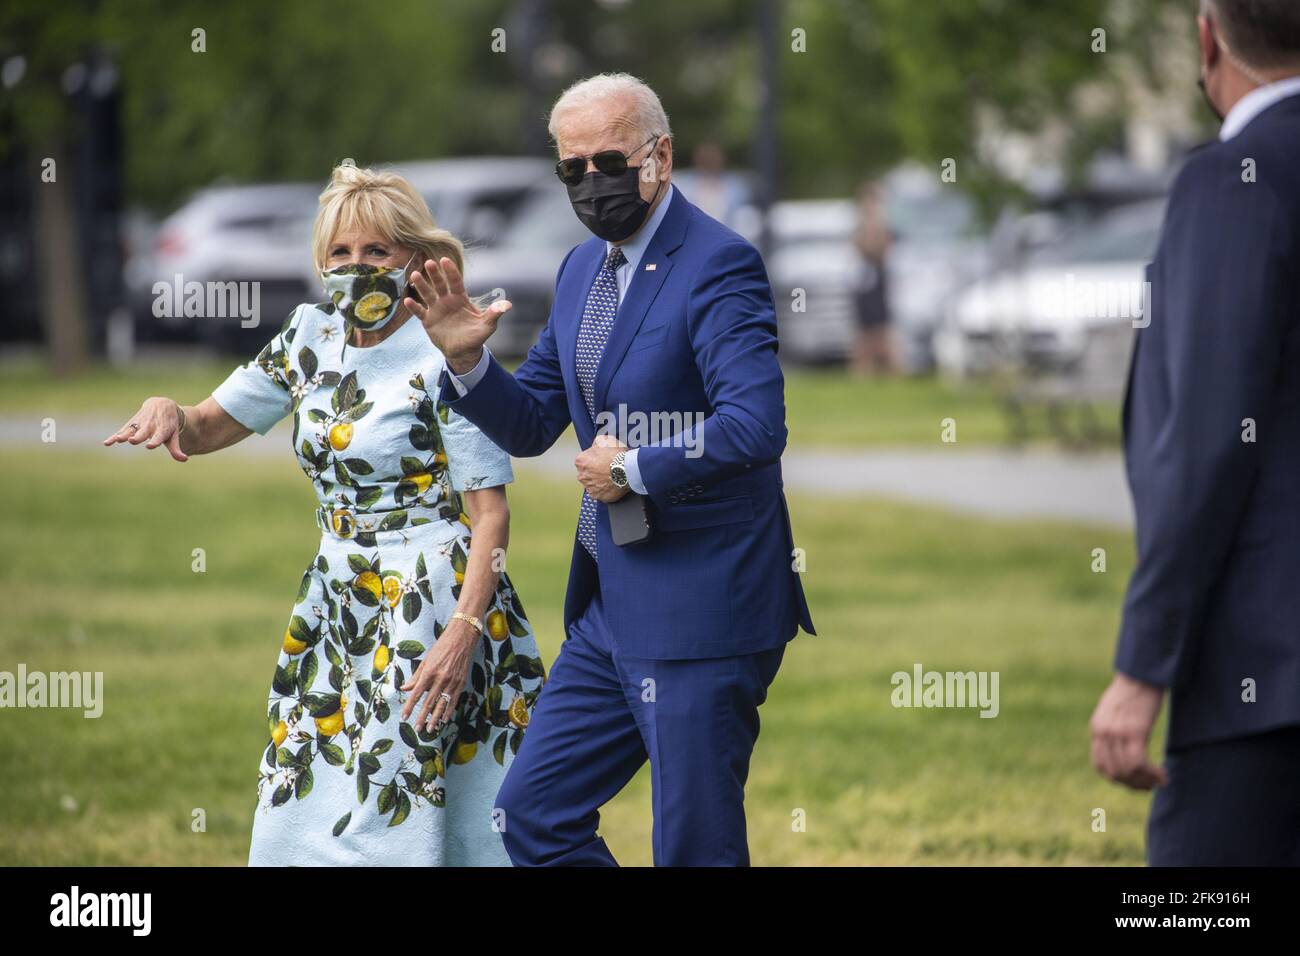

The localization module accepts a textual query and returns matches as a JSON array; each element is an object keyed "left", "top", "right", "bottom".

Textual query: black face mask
[
  {"left": 565, "top": 166, "right": 662, "bottom": 243},
  {"left": 1197, "top": 75, "right": 1225, "bottom": 123}
]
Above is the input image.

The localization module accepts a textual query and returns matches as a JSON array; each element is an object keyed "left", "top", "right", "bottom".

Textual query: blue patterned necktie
[{"left": 575, "top": 245, "right": 626, "bottom": 561}]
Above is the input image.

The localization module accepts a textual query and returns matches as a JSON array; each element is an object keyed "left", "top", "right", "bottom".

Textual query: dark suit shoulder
[
  {"left": 674, "top": 197, "right": 769, "bottom": 294},
  {"left": 681, "top": 223, "right": 768, "bottom": 291},
  {"left": 1230, "top": 94, "right": 1300, "bottom": 153},
  {"left": 680, "top": 197, "right": 755, "bottom": 253},
  {"left": 1166, "top": 139, "right": 1295, "bottom": 257},
  {"left": 1171, "top": 138, "right": 1249, "bottom": 193},
  {"left": 1174, "top": 106, "right": 1300, "bottom": 205},
  {"left": 554, "top": 235, "right": 606, "bottom": 282}
]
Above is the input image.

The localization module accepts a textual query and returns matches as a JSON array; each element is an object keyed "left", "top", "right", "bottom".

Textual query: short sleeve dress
[{"left": 211, "top": 302, "right": 546, "bottom": 866}]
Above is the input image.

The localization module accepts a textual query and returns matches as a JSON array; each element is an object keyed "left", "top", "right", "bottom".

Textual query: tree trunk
[{"left": 32, "top": 142, "right": 91, "bottom": 376}]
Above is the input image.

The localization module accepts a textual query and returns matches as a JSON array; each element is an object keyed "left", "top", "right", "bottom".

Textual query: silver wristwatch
[{"left": 609, "top": 450, "right": 629, "bottom": 489}]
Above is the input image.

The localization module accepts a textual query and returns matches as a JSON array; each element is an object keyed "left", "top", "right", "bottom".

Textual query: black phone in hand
[{"left": 608, "top": 493, "right": 652, "bottom": 546}]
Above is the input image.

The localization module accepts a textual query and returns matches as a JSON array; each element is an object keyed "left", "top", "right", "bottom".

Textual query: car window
[
  {"left": 1029, "top": 204, "right": 1165, "bottom": 264},
  {"left": 887, "top": 192, "right": 976, "bottom": 241},
  {"left": 425, "top": 186, "right": 545, "bottom": 246},
  {"left": 500, "top": 189, "right": 589, "bottom": 249}
]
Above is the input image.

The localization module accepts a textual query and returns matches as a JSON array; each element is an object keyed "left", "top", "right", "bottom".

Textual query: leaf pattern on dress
[{"left": 253, "top": 310, "right": 545, "bottom": 836}]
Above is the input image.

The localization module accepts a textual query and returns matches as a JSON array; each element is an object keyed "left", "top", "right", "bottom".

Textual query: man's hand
[
  {"left": 576, "top": 434, "right": 629, "bottom": 502},
  {"left": 1089, "top": 672, "right": 1168, "bottom": 790},
  {"left": 406, "top": 257, "right": 510, "bottom": 374}
]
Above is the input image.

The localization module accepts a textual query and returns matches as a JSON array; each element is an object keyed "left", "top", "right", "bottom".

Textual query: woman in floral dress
[{"left": 104, "top": 164, "right": 545, "bottom": 865}]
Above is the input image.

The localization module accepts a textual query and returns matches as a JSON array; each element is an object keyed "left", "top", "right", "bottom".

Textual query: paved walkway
[
  {"left": 476, "top": 438, "right": 1131, "bottom": 528},
  {"left": 2, "top": 416, "right": 1133, "bottom": 528}
]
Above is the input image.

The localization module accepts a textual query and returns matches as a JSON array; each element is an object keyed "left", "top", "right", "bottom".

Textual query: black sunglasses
[{"left": 554, "top": 135, "right": 659, "bottom": 186}]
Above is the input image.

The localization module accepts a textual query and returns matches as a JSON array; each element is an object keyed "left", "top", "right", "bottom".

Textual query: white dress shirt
[
  {"left": 447, "top": 184, "right": 676, "bottom": 495},
  {"left": 1219, "top": 74, "right": 1300, "bottom": 141}
]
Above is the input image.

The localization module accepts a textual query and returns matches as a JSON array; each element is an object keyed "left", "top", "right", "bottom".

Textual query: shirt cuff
[
  {"left": 445, "top": 347, "right": 491, "bottom": 397},
  {"left": 623, "top": 447, "right": 648, "bottom": 495}
]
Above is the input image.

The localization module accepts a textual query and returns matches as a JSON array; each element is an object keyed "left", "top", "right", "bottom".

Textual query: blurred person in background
[
  {"left": 104, "top": 164, "right": 544, "bottom": 866},
  {"left": 1090, "top": 0, "right": 1300, "bottom": 865},
  {"left": 411, "top": 72, "right": 814, "bottom": 866},
  {"left": 687, "top": 140, "right": 749, "bottom": 228},
  {"left": 850, "top": 179, "right": 895, "bottom": 376}
]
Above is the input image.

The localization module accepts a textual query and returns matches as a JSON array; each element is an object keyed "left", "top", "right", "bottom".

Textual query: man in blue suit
[
  {"left": 407, "top": 73, "right": 814, "bottom": 865},
  {"left": 1089, "top": 0, "right": 1300, "bottom": 865}
]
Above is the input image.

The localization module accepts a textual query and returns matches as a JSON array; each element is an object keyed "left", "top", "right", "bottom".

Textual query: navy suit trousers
[
  {"left": 494, "top": 587, "right": 785, "bottom": 866},
  {"left": 1147, "top": 725, "right": 1300, "bottom": 866}
]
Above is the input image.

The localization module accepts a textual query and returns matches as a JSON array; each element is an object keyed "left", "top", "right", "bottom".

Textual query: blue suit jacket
[
  {"left": 1116, "top": 94, "right": 1300, "bottom": 748},
  {"left": 440, "top": 187, "right": 815, "bottom": 659}
]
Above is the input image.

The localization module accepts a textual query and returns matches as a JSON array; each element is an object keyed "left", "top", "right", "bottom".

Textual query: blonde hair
[{"left": 311, "top": 163, "right": 464, "bottom": 275}]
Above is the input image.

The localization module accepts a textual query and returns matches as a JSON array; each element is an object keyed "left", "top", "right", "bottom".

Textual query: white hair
[{"left": 547, "top": 72, "right": 672, "bottom": 144}]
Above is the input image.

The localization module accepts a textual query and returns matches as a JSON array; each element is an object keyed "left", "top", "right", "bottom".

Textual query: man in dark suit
[
  {"left": 1090, "top": 0, "right": 1300, "bottom": 865},
  {"left": 407, "top": 73, "right": 814, "bottom": 865}
]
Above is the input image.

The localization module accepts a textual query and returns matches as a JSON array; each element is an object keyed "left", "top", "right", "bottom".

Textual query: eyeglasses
[{"left": 554, "top": 135, "right": 659, "bottom": 186}]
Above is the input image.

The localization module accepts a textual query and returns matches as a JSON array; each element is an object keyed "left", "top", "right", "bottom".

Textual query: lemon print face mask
[{"left": 320, "top": 255, "right": 413, "bottom": 333}]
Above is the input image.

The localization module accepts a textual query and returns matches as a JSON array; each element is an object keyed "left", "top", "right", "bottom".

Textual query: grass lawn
[
  {"left": 0, "top": 444, "right": 1154, "bottom": 865},
  {"left": 0, "top": 354, "right": 1117, "bottom": 449}
]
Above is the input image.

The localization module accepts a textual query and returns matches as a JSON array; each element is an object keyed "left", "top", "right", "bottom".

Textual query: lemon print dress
[{"left": 211, "top": 301, "right": 545, "bottom": 866}]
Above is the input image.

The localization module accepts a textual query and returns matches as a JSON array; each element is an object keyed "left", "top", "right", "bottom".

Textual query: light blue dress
[{"left": 212, "top": 302, "right": 546, "bottom": 866}]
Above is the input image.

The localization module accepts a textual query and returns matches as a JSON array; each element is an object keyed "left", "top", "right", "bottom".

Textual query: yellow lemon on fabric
[
  {"left": 328, "top": 422, "right": 353, "bottom": 451},
  {"left": 433, "top": 452, "right": 447, "bottom": 469},
  {"left": 508, "top": 697, "right": 529, "bottom": 729},
  {"left": 373, "top": 644, "right": 390, "bottom": 672},
  {"left": 410, "top": 472, "right": 433, "bottom": 495},
  {"left": 314, "top": 695, "right": 346, "bottom": 737},
  {"left": 283, "top": 627, "right": 307, "bottom": 655},
  {"left": 451, "top": 741, "right": 477, "bottom": 764},
  {"left": 354, "top": 291, "right": 392, "bottom": 325},
  {"left": 354, "top": 571, "right": 382, "bottom": 602},
  {"left": 271, "top": 720, "right": 288, "bottom": 747},
  {"left": 382, "top": 574, "right": 403, "bottom": 608},
  {"left": 458, "top": 512, "right": 471, "bottom": 529},
  {"left": 487, "top": 610, "right": 508, "bottom": 642},
  {"left": 454, "top": 569, "right": 465, "bottom": 585},
  {"left": 315, "top": 710, "right": 344, "bottom": 737}
]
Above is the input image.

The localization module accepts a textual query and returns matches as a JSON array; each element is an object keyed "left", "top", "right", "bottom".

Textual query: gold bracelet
[{"left": 450, "top": 611, "right": 483, "bottom": 635}]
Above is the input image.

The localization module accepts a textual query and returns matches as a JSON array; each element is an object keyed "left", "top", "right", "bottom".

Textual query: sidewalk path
[{"left": 2, "top": 416, "right": 1133, "bottom": 528}]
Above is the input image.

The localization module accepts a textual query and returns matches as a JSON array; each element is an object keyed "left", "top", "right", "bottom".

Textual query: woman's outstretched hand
[
  {"left": 103, "top": 397, "right": 189, "bottom": 462},
  {"left": 405, "top": 257, "right": 511, "bottom": 375}
]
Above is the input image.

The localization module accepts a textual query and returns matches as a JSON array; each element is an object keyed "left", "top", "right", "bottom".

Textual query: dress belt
[{"left": 315, "top": 501, "right": 467, "bottom": 540}]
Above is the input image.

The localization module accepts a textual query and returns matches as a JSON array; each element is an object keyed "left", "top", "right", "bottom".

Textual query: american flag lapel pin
[{"left": 645, "top": 263, "right": 657, "bottom": 271}]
